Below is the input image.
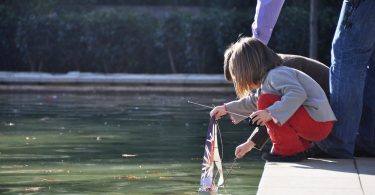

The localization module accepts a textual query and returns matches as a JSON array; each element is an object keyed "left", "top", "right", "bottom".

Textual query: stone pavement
[{"left": 257, "top": 158, "right": 375, "bottom": 195}]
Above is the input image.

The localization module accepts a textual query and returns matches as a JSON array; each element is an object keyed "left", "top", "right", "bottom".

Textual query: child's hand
[
  {"left": 250, "top": 110, "right": 272, "bottom": 126},
  {"left": 210, "top": 105, "right": 227, "bottom": 120},
  {"left": 235, "top": 140, "right": 255, "bottom": 159}
]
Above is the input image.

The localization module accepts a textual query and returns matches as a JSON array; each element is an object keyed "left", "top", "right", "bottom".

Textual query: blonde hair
[
  {"left": 228, "top": 37, "right": 282, "bottom": 98},
  {"left": 223, "top": 43, "right": 234, "bottom": 82}
]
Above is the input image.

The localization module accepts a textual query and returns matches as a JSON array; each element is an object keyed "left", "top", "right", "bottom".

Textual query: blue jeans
[{"left": 316, "top": 0, "right": 375, "bottom": 158}]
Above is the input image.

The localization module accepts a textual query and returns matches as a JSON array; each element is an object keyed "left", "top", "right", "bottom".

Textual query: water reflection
[{"left": 0, "top": 93, "right": 264, "bottom": 194}]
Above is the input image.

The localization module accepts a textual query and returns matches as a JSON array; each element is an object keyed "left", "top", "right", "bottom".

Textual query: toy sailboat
[{"left": 198, "top": 117, "right": 224, "bottom": 192}]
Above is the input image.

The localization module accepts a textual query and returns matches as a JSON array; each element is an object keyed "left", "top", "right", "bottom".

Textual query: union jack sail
[{"left": 199, "top": 116, "right": 224, "bottom": 192}]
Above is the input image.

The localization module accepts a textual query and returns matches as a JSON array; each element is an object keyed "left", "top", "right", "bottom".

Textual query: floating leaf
[
  {"left": 144, "top": 170, "right": 160, "bottom": 174},
  {"left": 127, "top": 175, "right": 140, "bottom": 180}
]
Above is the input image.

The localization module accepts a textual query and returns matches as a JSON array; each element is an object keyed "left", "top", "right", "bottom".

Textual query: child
[{"left": 210, "top": 37, "right": 336, "bottom": 162}]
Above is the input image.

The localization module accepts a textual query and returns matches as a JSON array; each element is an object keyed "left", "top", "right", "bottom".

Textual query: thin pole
[
  {"left": 187, "top": 100, "right": 249, "bottom": 118},
  {"left": 309, "top": 0, "right": 318, "bottom": 59}
]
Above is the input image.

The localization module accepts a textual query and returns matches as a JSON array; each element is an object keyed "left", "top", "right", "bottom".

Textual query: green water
[{"left": 0, "top": 93, "right": 264, "bottom": 195}]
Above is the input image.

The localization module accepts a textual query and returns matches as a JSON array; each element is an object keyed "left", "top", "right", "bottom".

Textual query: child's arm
[
  {"left": 210, "top": 105, "right": 227, "bottom": 120},
  {"left": 235, "top": 137, "right": 256, "bottom": 159},
  {"left": 225, "top": 93, "right": 258, "bottom": 124},
  {"left": 262, "top": 68, "right": 308, "bottom": 125},
  {"left": 250, "top": 126, "right": 269, "bottom": 150},
  {"left": 250, "top": 109, "right": 274, "bottom": 126}
]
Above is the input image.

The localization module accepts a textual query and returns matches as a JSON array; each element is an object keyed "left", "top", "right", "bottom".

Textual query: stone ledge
[
  {"left": 0, "top": 71, "right": 234, "bottom": 93},
  {"left": 0, "top": 71, "right": 229, "bottom": 85}
]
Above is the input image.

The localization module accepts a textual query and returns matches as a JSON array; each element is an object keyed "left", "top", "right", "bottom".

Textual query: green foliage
[
  {"left": 317, "top": 6, "right": 339, "bottom": 64},
  {"left": 94, "top": 0, "right": 255, "bottom": 7},
  {"left": 14, "top": 11, "right": 160, "bottom": 73},
  {"left": 0, "top": 5, "right": 21, "bottom": 70},
  {"left": 271, "top": 6, "right": 310, "bottom": 55},
  {"left": 0, "top": 1, "right": 340, "bottom": 73}
]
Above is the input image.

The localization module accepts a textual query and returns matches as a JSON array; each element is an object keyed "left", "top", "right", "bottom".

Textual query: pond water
[{"left": 0, "top": 93, "right": 265, "bottom": 195}]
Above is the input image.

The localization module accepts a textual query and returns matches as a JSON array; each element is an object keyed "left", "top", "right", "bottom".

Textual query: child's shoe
[
  {"left": 261, "top": 152, "right": 306, "bottom": 162},
  {"left": 304, "top": 144, "right": 333, "bottom": 158}
]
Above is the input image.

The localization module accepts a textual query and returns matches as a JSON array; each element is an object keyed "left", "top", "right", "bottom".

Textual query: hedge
[{"left": 0, "top": 5, "right": 338, "bottom": 73}]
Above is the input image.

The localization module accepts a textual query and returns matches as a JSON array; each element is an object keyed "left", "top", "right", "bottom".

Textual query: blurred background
[{"left": 0, "top": 0, "right": 341, "bottom": 74}]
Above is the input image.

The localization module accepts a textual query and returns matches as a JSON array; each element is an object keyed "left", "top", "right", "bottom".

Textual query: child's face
[
  {"left": 248, "top": 83, "right": 260, "bottom": 90},
  {"left": 232, "top": 76, "right": 260, "bottom": 91}
]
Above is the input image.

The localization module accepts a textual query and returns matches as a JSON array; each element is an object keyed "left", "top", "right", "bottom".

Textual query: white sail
[{"left": 199, "top": 117, "right": 224, "bottom": 192}]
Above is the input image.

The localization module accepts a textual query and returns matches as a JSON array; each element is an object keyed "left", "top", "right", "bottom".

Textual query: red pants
[{"left": 258, "top": 94, "right": 334, "bottom": 156}]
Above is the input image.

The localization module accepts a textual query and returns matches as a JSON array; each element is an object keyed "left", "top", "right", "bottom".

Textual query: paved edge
[{"left": 256, "top": 158, "right": 375, "bottom": 195}]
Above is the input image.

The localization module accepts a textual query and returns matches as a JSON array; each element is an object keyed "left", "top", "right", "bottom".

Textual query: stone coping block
[
  {"left": 257, "top": 158, "right": 375, "bottom": 195},
  {"left": 0, "top": 71, "right": 229, "bottom": 85}
]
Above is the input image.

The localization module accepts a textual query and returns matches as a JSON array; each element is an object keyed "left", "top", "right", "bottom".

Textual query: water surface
[{"left": 0, "top": 93, "right": 264, "bottom": 195}]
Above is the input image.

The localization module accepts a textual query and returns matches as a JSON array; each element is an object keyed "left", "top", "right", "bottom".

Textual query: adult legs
[
  {"left": 316, "top": 0, "right": 375, "bottom": 158},
  {"left": 356, "top": 51, "right": 375, "bottom": 156}
]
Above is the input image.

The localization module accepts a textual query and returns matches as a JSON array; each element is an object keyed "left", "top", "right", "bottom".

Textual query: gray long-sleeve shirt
[{"left": 225, "top": 66, "right": 336, "bottom": 125}]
